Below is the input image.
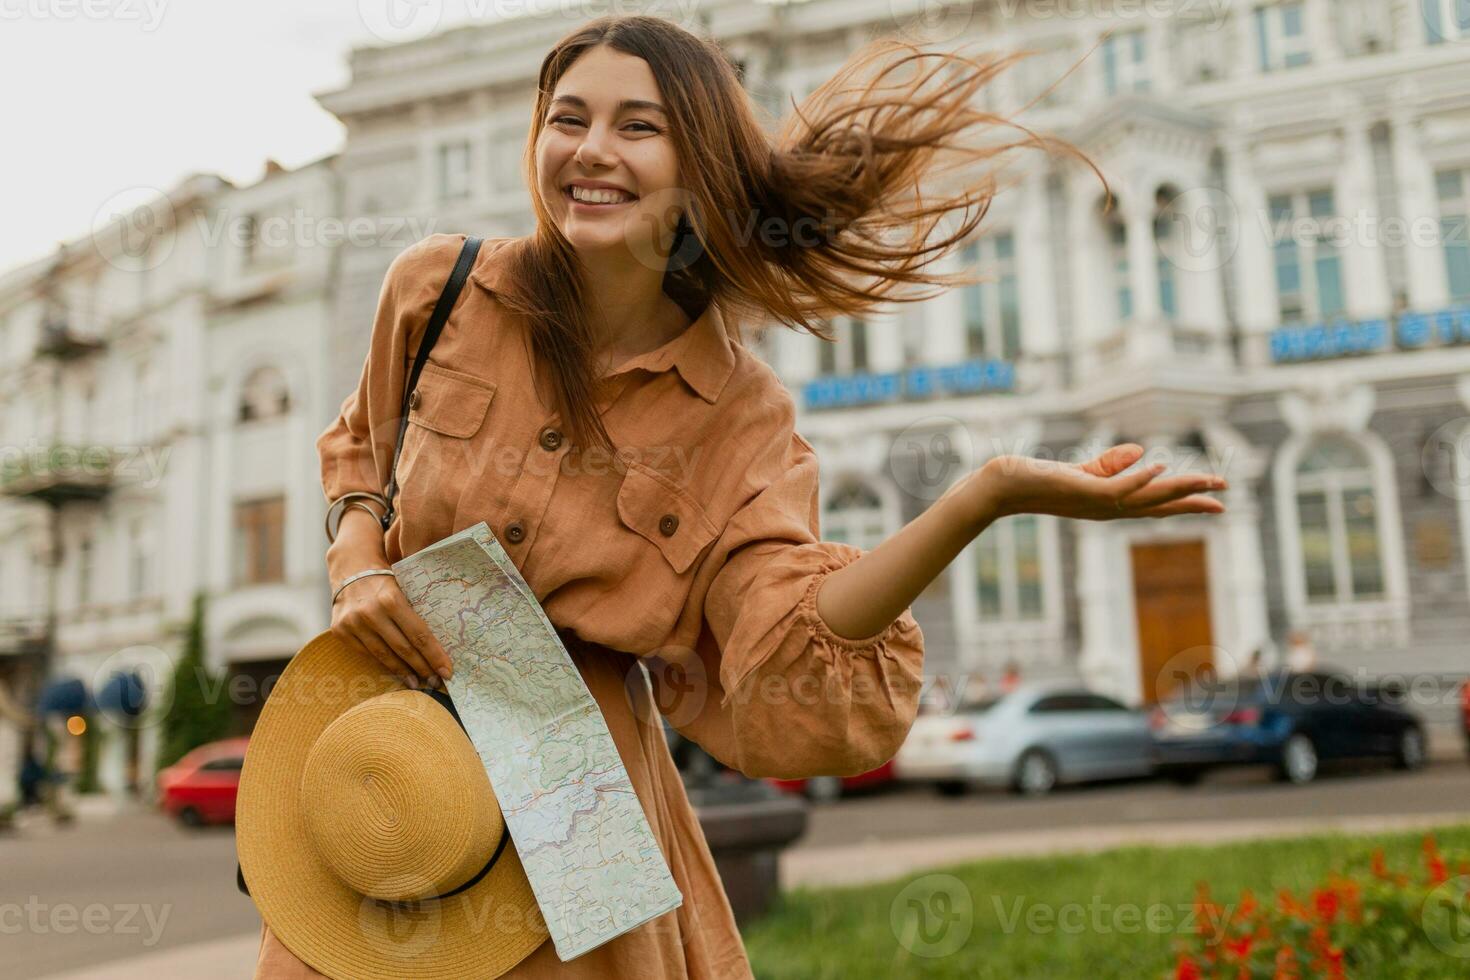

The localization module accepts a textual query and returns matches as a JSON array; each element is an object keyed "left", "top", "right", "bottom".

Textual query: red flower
[
  {"left": 1312, "top": 887, "right": 1340, "bottom": 924},
  {"left": 1175, "top": 953, "right": 1203, "bottom": 980},
  {"left": 1225, "top": 934, "right": 1254, "bottom": 960},
  {"left": 1370, "top": 849, "right": 1390, "bottom": 880}
]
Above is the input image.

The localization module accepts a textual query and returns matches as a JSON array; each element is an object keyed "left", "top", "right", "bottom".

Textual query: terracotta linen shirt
[{"left": 253, "top": 232, "right": 925, "bottom": 979}]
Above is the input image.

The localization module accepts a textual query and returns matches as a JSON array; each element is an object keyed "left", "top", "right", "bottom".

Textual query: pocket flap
[
  {"left": 407, "top": 361, "right": 496, "bottom": 438},
  {"left": 616, "top": 462, "right": 719, "bottom": 574}
]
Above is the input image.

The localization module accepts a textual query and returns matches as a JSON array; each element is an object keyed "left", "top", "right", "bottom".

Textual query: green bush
[{"left": 155, "top": 592, "right": 232, "bottom": 772}]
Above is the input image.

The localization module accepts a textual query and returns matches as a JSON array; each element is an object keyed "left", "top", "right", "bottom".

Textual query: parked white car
[{"left": 894, "top": 683, "right": 1155, "bottom": 796}]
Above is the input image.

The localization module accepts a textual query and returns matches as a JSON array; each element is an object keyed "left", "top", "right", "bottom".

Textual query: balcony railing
[
  {"left": 0, "top": 443, "right": 119, "bottom": 504},
  {"left": 0, "top": 615, "right": 48, "bottom": 658}
]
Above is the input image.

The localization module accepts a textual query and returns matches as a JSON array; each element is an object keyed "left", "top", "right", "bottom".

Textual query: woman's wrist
[
  {"left": 958, "top": 461, "right": 1009, "bottom": 534},
  {"left": 326, "top": 508, "right": 389, "bottom": 580}
]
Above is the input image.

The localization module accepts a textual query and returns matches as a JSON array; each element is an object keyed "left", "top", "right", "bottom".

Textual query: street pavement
[{"left": 6, "top": 756, "right": 1468, "bottom": 979}]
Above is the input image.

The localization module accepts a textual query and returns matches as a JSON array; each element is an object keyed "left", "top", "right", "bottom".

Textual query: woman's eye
[
  {"left": 625, "top": 121, "right": 660, "bottom": 134},
  {"left": 550, "top": 115, "right": 583, "bottom": 127}
]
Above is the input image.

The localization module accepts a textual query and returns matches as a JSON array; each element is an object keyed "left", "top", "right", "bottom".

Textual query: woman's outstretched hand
[{"left": 964, "top": 443, "right": 1228, "bottom": 524}]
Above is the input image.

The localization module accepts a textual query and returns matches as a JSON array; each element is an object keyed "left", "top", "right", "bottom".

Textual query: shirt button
[
  {"left": 539, "top": 427, "right": 563, "bottom": 451},
  {"left": 658, "top": 514, "right": 679, "bottom": 536},
  {"left": 408, "top": 389, "right": 421, "bottom": 410},
  {"left": 505, "top": 520, "right": 526, "bottom": 543}
]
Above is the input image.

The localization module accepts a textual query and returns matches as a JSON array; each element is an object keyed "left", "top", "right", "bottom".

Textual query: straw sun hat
[{"left": 235, "top": 629, "right": 549, "bottom": 979}]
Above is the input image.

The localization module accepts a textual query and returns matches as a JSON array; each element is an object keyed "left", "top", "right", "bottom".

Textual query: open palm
[{"left": 980, "top": 443, "right": 1227, "bottom": 521}]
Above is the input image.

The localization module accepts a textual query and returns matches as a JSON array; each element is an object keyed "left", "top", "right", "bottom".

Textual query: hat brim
[{"left": 236, "top": 629, "right": 549, "bottom": 979}]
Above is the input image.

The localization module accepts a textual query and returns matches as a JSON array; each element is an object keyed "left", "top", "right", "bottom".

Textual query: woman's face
[{"left": 536, "top": 45, "right": 683, "bottom": 261}]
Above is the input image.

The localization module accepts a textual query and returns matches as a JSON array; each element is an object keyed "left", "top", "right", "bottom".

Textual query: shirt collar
[{"left": 470, "top": 239, "right": 736, "bottom": 405}]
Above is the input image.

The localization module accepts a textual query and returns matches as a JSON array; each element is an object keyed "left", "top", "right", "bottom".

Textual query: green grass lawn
[{"left": 743, "top": 822, "right": 1470, "bottom": 979}]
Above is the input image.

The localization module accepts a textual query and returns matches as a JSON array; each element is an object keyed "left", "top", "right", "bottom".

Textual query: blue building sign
[
  {"left": 1269, "top": 304, "right": 1470, "bottom": 363},
  {"left": 803, "top": 358, "right": 1015, "bottom": 410}
]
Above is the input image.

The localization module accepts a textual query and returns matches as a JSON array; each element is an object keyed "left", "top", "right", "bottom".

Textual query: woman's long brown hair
[{"left": 491, "top": 13, "right": 1101, "bottom": 453}]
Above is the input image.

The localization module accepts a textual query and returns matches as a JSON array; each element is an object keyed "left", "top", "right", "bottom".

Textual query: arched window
[
  {"left": 974, "top": 514, "right": 1045, "bottom": 621},
  {"left": 823, "top": 481, "right": 886, "bottom": 551},
  {"left": 1293, "top": 436, "right": 1383, "bottom": 603},
  {"left": 238, "top": 366, "right": 291, "bottom": 423}
]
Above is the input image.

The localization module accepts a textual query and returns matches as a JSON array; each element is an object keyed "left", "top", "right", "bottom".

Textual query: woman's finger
[
  {"left": 1104, "top": 461, "right": 1164, "bottom": 503},
  {"left": 1079, "top": 443, "right": 1144, "bottom": 479},
  {"left": 387, "top": 598, "right": 454, "bottom": 680},
  {"left": 341, "top": 623, "right": 419, "bottom": 688},
  {"left": 1121, "top": 472, "right": 1227, "bottom": 509},
  {"left": 1137, "top": 494, "right": 1227, "bottom": 518},
  {"left": 366, "top": 606, "right": 438, "bottom": 683}
]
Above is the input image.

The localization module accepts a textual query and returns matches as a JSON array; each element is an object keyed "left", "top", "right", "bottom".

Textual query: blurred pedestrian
[
  {"left": 1285, "top": 629, "right": 1317, "bottom": 673},
  {"left": 1000, "top": 660, "right": 1022, "bottom": 693}
]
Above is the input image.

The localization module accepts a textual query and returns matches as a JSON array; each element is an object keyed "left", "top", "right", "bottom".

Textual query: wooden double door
[{"left": 1131, "top": 540, "right": 1215, "bottom": 704}]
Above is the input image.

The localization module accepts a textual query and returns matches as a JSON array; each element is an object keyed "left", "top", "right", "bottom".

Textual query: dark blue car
[{"left": 1149, "top": 669, "right": 1427, "bottom": 785}]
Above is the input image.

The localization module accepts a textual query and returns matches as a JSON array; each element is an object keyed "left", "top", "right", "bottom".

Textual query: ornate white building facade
[{"left": 5, "top": 0, "right": 1470, "bottom": 803}]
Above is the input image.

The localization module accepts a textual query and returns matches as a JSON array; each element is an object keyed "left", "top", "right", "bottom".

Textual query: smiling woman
[{"left": 270, "top": 11, "right": 1230, "bottom": 980}]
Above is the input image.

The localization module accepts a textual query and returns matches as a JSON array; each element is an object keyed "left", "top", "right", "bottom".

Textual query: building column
[
  {"left": 1389, "top": 101, "right": 1451, "bottom": 311},
  {"left": 1337, "top": 110, "right": 1392, "bottom": 318},
  {"left": 1221, "top": 132, "right": 1279, "bottom": 365},
  {"left": 1016, "top": 170, "right": 1060, "bottom": 387},
  {"left": 1305, "top": 0, "right": 1341, "bottom": 64},
  {"left": 1067, "top": 173, "right": 1109, "bottom": 378}
]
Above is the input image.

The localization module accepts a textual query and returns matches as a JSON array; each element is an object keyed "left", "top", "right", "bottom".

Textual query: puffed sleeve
[
  {"left": 653, "top": 414, "right": 925, "bottom": 781},
  {"left": 315, "top": 232, "right": 470, "bottom": 504}
]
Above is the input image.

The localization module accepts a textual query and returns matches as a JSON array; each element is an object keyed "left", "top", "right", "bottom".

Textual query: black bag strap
[{"left": 380, "top": 235, "right": 483, "bottom": 532}]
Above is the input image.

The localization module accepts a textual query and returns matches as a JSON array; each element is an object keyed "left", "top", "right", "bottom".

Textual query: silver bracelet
[
  {"left": 332, "top": 568, "right": 396, "bottom": 604},
  {"left": 325, "top": 492, "right": 389, "bottom": 544}
]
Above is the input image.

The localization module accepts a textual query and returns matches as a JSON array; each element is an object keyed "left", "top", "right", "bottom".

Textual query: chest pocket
[
  {"left": 407, "top": 361, "right": 496, "bottom": 438},
  {"left": 616, "top": 462, "right": 719, "bottom": 574}
]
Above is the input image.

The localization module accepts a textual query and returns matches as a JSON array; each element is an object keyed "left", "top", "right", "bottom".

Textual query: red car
[
  {"left": 1461, "top": 680, "right": 1470, "bottom": 759},
  {"left": 767, "top": 760, "right": 895, "bottom": 803},
  {"left": 156, "top": 737, "right": 249, "bottom": 827}
]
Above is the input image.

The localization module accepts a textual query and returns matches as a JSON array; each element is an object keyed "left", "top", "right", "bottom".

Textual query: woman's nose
[{"left": 575, "top": 127, "right": 616, "bottom": 168}]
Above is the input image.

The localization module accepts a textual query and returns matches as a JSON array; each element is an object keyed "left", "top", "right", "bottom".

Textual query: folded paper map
[{"left": 391, "top": 521, "right": 683, "bottom": 960}]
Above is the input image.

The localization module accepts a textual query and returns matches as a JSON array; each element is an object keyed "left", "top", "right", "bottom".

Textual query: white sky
[{"left": 0, "top": 1, "right": 525, "bottom": 273}]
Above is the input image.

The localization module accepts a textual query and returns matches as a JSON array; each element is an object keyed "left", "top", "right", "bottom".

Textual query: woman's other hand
[{"left": 965, "top": 443, "right": 1228, "bottom": 525}]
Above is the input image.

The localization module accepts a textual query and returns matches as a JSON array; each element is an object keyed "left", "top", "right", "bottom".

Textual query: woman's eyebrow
[{"left": 549, "top": 94, "right": 667, "bottom": 116}]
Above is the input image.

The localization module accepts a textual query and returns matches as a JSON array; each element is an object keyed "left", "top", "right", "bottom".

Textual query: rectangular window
[
  {"left": 1296, "top": 491, "right": 1336, "bottom": 601},
  {"left": 974, "top": 514, "right": 1046, "bottom": 622},
  {"left": 1102, "top": 30, "right": 1150, "bottom": 96},
  {"left": 1270, "top": 189, "right": 1342, "bottom": 324},
  {"left": 960, "top": 234, "right": 1021, "bottom": 361},
  {"left": 234, "top": 497, "right": 286, "bottom": 585},
  {"left": 1257, "top": 2, "right": 1312, "bottom": 71},
  {"left": 437, "top": 140, "right": 473, "bottom": 202},
  {"left": 1342, "top": 487, "right": 1384, "bottom": 598},
  {"left": 1110, "top": 223, "right": 1132, "bottom": 322},
  {"left": 1437, "top": 168, "right": 1470, "bottom": 301}
]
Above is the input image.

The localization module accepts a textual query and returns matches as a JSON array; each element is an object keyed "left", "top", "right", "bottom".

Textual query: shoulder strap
[{"left": 380, "top": 235, "right": 483, "bottom": 531}]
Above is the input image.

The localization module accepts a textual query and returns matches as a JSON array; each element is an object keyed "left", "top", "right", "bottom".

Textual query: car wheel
[
  {"left": 1394, "top": 727, "right": 1426, "bottom": 771},
  {"left": 1276, "top": 733, "right": 1318, "bottom": 785},
  {"left": 178, "top": 806, "right": 204, "bottom": 828},
  {"left": 804, "top": 776, "right": 843, "bottom": 804},
  {"left": 935, "top": 780, "right": 968, "bottom": 797},
  {"left": 1163, "top": 769, "right": 1204, "bottom": 787},
  {"left": 1012, "top": 749, "right": 1059, "bottom": 797}
]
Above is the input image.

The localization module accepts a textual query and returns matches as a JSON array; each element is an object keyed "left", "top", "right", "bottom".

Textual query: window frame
[
  {"left": 1268, "top": 187, "right": 1345, "bottom": 326},
  {"left": 1436, "top": 166, "right": 1470, "bottom": 302},
  {"left": 960, "top": 233, "right": 1021, "bottom": 361},
  {"left": 1256, "top": 1, "right": 1313, "bottom": 72}
]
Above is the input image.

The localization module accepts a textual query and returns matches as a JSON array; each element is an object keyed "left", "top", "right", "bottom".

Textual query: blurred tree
[{"left": 156, "top": 592, "right": 231, "bottom": 771}]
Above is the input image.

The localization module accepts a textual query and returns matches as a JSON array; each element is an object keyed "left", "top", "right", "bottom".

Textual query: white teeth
[{"left": 569, "top": 186, "right": 634, "bottom": 205}]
